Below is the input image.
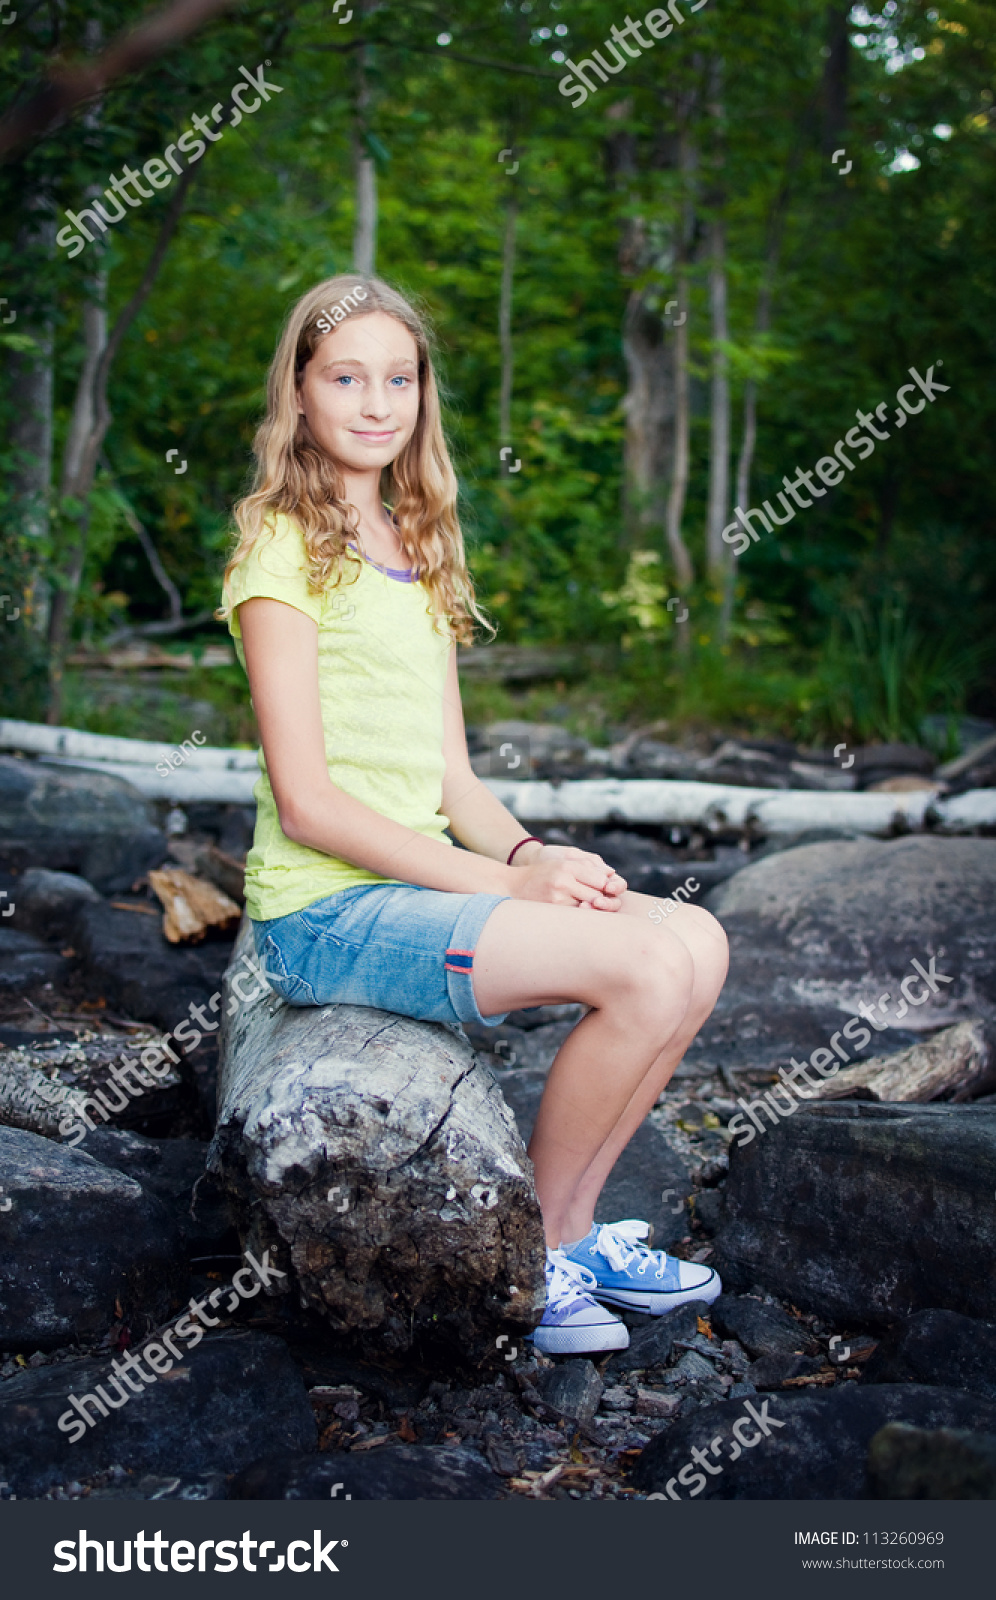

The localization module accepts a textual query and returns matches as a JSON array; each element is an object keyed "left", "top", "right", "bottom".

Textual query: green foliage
[{"left": 1, "top": 0, "right": 993, "bottom": 740}]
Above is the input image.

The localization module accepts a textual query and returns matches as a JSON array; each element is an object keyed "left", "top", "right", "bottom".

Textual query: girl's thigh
[{"left": 471, "top": 897, "right": 695, "bottom": 1018}]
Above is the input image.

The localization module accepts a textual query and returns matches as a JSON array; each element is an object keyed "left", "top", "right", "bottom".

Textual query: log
[
  {"left": 208, "top": 918, "right": 546, "bottom": 1354},
  {"left": 148, "top": 866, "right": 242, "bottom": 943},
  {"left": 810, "top": 1019, "right": 993, "bottom": 1104}
]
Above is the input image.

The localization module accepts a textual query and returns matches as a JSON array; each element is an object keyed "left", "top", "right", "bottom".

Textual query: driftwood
[
  {"left": 810, "top": 1020, "right": 993, "bottom": 1104},
  {"left": 167, "top": 839, "right": 246, "bottom": 904},
  {"left": 148, "top": 866, "right": 241, "bottom": 944},
  {"left": 208, "top": 918, "right": 546, "bottom": 1354},
  {"left": 0, "top": 1032, "right": 183, "bottom": 1141}
]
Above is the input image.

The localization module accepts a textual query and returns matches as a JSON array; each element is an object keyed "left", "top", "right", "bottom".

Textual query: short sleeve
[{"left": 225, "top": 516, "right": 324, "bottom": 639}]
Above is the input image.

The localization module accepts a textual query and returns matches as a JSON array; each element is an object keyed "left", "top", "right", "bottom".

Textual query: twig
[{"left": 0, "top": 0, "right": 237, "bottom": 158}]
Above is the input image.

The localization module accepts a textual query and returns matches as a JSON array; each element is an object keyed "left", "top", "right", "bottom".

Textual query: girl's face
[{"left": 296, "top": 310, "right": 420, "bottom": 473}]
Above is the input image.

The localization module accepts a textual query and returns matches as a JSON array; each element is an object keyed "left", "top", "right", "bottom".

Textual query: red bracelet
[{"left": 507, "top": 836, "right": 542, "bottom": 866}]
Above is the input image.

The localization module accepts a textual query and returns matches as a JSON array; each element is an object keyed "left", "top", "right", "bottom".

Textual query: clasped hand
[{"left": 507, "top": 843, "right": 626, "bottom": 911}]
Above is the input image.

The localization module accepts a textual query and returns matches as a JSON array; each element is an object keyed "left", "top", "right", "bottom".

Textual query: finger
[{"left": 591, "top": 890, "right": 623, "bottom": 912}]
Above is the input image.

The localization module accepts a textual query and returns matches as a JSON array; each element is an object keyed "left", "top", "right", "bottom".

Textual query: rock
[
  {"left": 90, "top": 1471, "right": 229, "bottom": 1500},
  {"left": 0, "top": 756, "right": 167, "bottom": 892},
  {"left": 634, "top": 1386, "right": 681, "bottom": 1418},
  {"left": 0, "top": 1124, "right": 185, "bottom": 1347},
  {"left": 15, "top": 867, "right": 101, "bottom": 940},
  {"left": 208, "top": 919, "right": 545, "bottom": 1355},
  {"left": 599, "top": 1385, "right": 634, "bottom": 1413},
  {"left": 82, "top": 1128, "right": 238, "bottom": 1260},
  {"left": 692, "top": 1188, "right": 725, "bottom": 1233},
  {"left": 745, "top": 1353, "right": 826, "bottom": 1389},
  {"left": 810, "top": 1019, "right": 994, "bottom": 1104},
  {"left": 711, "top": 1295, "right": 816, "bottom": 1359},
  {"left": 714, "top": 1102, "right": 996, "bottom": 1326},
  {"left": 494, "top": 1066, "right": 692, "bottom": 1250},
  {"left": 538, "top": 1360, "right": 603, "bottom": 1422},
  {"left": 0, "top": 1330, "right": 315, "bottom": 1497},
  {"left": 604, "top": 1303, "right": 705, "bottom": 1377},
  {"left": 700, "top": 836, "right": 996, "bottom": 1081},
  {"left": 861, "top": 1309, "right": 996, "bottom": 1399},
  {"left": 868, "top": 1422, "right": 996, "bottom": 1499},
  {"left": 73, "top": 900, "right": 234, "bottom": 1036},
  {"left": 629, "top": 1384, "right": 996, "bottom": 1499},
  {"left": 0, "top": 1031, "right": 186, "bottom": 1142},
  {"left": 853, "top": 742, "right": 935, "bottom": 791},
  {"left": 0, "top": 926, "right": 69, "bottom": 991},
  {"left": 231, "top": 1444, "right": 502, "bottom": 1500}
]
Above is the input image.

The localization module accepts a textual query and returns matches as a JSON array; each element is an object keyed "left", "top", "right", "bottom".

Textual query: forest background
[{"left": 1, "top": 0, "right": 993, "bottom": 754}]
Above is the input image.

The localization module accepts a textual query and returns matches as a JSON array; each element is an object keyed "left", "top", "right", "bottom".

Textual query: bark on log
[
  {"left": 810, "top": 1020, "right": 993, "bottom": 1104},
  {"left": 208, "top": 919, "right": 546, "bottom": 1354}
]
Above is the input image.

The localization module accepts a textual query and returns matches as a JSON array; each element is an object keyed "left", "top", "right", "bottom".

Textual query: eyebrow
[{"left": 319, "top": 356, "right": 418, "bottom": 374}]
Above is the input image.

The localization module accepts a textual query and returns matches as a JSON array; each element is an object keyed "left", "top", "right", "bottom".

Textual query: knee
[
  {"left": 600, "top": 929, "right": 695, "bottom": 1039},
  {"left": 681, "top": 905, "right": 730, "bottom": 996}
]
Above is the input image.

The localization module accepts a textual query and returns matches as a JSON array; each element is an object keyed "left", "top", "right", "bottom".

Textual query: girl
[{"left": 222, "top": 275, "right": 729, "bottom": 1355}]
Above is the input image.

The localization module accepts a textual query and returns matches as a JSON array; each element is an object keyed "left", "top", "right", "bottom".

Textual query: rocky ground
[{"left": 1, "top": 742, "right": 995, "bottom": 1501}]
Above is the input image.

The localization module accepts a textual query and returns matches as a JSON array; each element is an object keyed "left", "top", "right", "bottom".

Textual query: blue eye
[
  {"left": 390, "top": 375, "right": 411, "bottom": 387},
  {"left": 336, "top": 375, "right": 355, "bottom": 386}
]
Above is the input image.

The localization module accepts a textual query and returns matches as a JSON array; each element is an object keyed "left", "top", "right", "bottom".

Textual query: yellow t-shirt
[{"left": 225, "top": 514, "right": 454, "bottom": 921}]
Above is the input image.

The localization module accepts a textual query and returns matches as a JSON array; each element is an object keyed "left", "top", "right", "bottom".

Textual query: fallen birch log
[
  {"left": 3, "top": 720, "right": 994, "bottom": 833},
  {"left": 208, "top": 919, "right": 546, "bottom": 1354},
  {"left": 810, "top": 1020, "right": 994, "bottom": 1104}
]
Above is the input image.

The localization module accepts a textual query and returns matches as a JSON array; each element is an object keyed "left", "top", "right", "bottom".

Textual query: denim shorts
[{"left": 252, "top": 883, "right": 511, "bottom": 1027}]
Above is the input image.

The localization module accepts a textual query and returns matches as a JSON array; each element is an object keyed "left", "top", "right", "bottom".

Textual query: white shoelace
[
  {"left": 593, "top": 1220, "right": 669, "bottom": 1280},
  {"left": 546, "top": 1249, "right": 599, "bottom": 1314}
]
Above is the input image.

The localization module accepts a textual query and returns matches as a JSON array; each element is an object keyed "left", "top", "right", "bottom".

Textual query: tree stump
[{"left": 208, "top": 918, "right": 546, "bottom": 1354}]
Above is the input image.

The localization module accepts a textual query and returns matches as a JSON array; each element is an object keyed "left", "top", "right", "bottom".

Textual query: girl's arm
[
  {"left": 439, "top": 647, "right": 626, "bottom": 911},
  {"left": 239, "top": 598, "right": 619, "bottom": 907}
]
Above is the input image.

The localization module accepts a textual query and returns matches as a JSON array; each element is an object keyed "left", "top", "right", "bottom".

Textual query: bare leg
[
  {"left": 558, "top": 895, "right": 728, "bottom": 1243},
  {"left": 472, "top": 898, "right": 703, "bottom": 1247}
]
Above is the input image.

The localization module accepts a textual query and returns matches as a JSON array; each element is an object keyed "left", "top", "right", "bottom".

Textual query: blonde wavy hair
[{"left": 221, "top": 274, "right": 489, "bottom": 645}]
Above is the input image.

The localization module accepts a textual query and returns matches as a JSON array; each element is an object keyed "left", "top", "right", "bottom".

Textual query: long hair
[{"left": 221, "top": 274, "right": 489, "bottom": 644}]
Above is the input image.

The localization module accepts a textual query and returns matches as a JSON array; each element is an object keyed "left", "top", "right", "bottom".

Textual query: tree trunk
[
  {"left": 45, "top": 167, "right": 197, "bottom": 723},
  {"left": 8, "top": 209, "right": 56, "bottom": 636},
  {"left": 821, "top": 6, "right": 850, "bottom": 155},
  {"left": 704, "top": 61, "right": 729, "bottom": 583},
  {"left": 499, "top": 188, "right": 517, "bottom": 451},
  {"left": 352, "top": 13, "right": 378, "bottom": 275}
]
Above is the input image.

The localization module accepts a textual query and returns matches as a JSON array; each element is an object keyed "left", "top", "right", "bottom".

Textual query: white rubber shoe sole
[
  {"left": 530, "top": 1318, "right": 631, "bottom": 1355},
  {"left": 593, "top": 1267, "right": 722, "bottom": 1317}
]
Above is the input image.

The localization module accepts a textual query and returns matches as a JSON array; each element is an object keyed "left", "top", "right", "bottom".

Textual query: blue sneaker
[
  {"left": 561, "top": 1220, "right": 721, "bottom": 1315},
  {"left": 528, "top": 1250, "right": 631, "bottom": 1355}
]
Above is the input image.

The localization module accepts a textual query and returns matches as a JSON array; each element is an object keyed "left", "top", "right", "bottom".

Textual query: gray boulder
[
  {"left": 630, "top": 1384, "right": 996, "bottom": 1499},
  {"left": 15, "top": 867, "right": 101, "bottom": 940},
  {"left": 868, "top": 1421, "right": 996, "bottom": 1499},
  {"left": 0, "top": 756, "right": 167, "bottom": 892},
  {"left": 714, "top": 1103, "right": 996, "bottom": 1326},
  {"left": 0, "top": 1330, "right": 315, "bottom": 1496},
  {"left": 0, "top": 1124, "right": 185, "bottom": 1347},
  {"left": 699, "top": 836, "right": 996, "bottom": 1079},
  {"left": 861, "top": 1309, "right": 996, "bottom": 1399},
  {"left": 208, "top": 920, "right": 545, "bottom": 1355}
]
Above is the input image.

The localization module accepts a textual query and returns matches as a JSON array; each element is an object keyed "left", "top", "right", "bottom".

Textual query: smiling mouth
[{"left": 351, "top": 429, "right": 396, "bottom": 442}]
